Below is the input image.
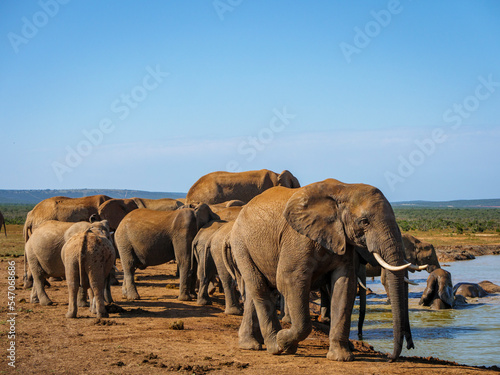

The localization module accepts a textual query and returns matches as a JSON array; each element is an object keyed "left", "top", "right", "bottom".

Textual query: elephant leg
[
  {"left": 276, "top": 277, "right": 312, "bottom": 354},
  {"left": 88, "top": 287, "right": 96, "bottom": 314},
  {"left": 30, "top": 284, "right": 39, "bottom": 304},
  {"left": 327, "top": 263, "right": 356, "bottom": 362},
  {"left": 78, "top": 287, "right": 89, "bottom": 307},
  {"left": 357, "top": 265, "right": 367, "bottom": 339},
  {"left": 90, "top": 277, "right": 108, "bottom": 318},
  {"left": 65, "top": 267, "right": 79, "bottom": 319},
  {"left": 24, "top": 268, "right": 34, "bottom": 289},
  {"left": 319, "top": 283, "right": 331, "bottom": 323},
  {"left": 220, "top": 269, "right": 242, "bottom": 315},
  {"left": 104, "top": 274, "right": 113, "bottom": 304},
  {"left": 173, "top": 237, "right": 193, "bottom": 301},
  {"left": 196, "top": 250, "right": 212, "bottom": 306},
  {"left": 238, "top": 296, "right": 264, "bottom": 350},
  {"left": 32, "top": 273, "right": 52, "bottom": 306},
  {"left": 243, "top": 274, "right": 281, "bottom": 353},
  {"left": 121, "top": 255, "right": 140, "bottom": 300}
]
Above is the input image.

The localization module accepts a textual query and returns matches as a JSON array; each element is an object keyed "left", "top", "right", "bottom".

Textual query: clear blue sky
[{"left": 1, "top": 1, "right": 499, "bottom": 201}]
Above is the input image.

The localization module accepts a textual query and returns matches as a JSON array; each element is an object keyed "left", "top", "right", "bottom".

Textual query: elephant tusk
[
  {"left": 404, "top": 277, "right": 418, "bottom": 286},
  {"left": 357, "top": 277, "right": 368, "bottom": 290},
  {"left": 373, "top": 253, "right": 412, "bottom": 272},
  {"left": 409, "top": 264, "right": 428, "bottom": 271}
]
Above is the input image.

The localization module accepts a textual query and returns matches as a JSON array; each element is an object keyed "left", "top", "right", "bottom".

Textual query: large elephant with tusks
[{"left": 230, "top": 179, "right": 417, "bottom": 361}]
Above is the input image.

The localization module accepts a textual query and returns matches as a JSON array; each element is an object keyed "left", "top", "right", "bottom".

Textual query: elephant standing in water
[
  {"left": 186, "top": 169, "right": 300, "bottom": 205},
  {"left": 231, "top": 179, "right": 417, "bottom": 361},
  {"left": 115, "top": 204, "right": 218, "bottom": 301}
]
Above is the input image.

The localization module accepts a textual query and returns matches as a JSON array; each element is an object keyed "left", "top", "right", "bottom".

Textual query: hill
[
  {"left": 0, "top": 189, "right": 186, "bottom": 204},
  {"left": 391, "top": 198, "right": 500, "bottom": 208}
]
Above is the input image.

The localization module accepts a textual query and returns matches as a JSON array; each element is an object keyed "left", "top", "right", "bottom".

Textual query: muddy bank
[{"left": 436, "top": 244, "right": 500, "bottom": 262}]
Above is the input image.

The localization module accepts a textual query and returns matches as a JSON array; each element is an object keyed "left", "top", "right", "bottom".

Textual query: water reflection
[{"left": 349, "top": 255, "right": 500, "bottom": 367}]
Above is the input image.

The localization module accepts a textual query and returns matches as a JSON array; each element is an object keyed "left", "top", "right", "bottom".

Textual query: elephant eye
[{"left": 359, "top": 218, "right": 370, "bottom": 227}]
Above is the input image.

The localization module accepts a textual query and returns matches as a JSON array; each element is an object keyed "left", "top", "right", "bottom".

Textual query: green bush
[{"left": 393, "top": 207, "right": 500, "bottom": 233}]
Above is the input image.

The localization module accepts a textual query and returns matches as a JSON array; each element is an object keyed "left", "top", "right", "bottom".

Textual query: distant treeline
[
  {"left": 2, "top": 204, "right": 499, "bottom": 233},
  {"left": 394, "top": 207, "right": 500, "bottom": 233},
  {"left": 0, "top": 204, "right": 35, "bottom": 225}
]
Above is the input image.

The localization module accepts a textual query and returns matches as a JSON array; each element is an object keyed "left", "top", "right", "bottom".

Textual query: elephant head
[
  {"left": 192, "top": 203, "right": 220, "bottom": 230},
  {"left": 97, "top": 199, "right": 139, "bottom": 231},
  {"left": 419, "top": 268, "right": 455, "bottom": 309},
  {"left": 283, "top": 179, "right": 414, "bottom": 360},
  {"left": 402, "top": 234, "right": 440, "bottom": 273},
  {"left": 277, "top": 170, "right": 301, "bottom": 188}
]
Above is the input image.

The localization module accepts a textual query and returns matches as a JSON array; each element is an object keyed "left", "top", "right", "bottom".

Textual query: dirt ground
[{"left": 1, "top": 256, "right": 499, "bottom": 375}]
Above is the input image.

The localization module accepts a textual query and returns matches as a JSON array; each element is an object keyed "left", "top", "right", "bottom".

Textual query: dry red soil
[{"left": 1, "top": 259, "right": 499, "bottom": 375}]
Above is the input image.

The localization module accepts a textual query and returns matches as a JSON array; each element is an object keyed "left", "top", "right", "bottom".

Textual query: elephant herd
[{"left": 20, "top": 168, "right": 497, "bottom": 363}]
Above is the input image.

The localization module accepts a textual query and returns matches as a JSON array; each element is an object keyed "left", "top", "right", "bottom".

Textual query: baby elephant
[{"left": 61, "top": 228, "right": 116, "bottom": 318}]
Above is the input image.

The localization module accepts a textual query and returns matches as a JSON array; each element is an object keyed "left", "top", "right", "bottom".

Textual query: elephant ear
[
  {"left": 283, "top": 180, "right": 346, "bottom": 255},
  {"left": 277, "top": 170, "right": 301, "bottom": 188}
]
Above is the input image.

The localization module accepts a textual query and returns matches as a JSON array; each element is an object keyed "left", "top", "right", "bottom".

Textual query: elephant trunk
[{"left": 376, "top": 230, "right": 414, "bottom": 361}]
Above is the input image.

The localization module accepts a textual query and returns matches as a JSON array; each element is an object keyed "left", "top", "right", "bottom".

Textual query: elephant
[
  {"left": 192, "top": 216, "right": 243, "bottom": 315},
  {"left": 25, "top": 219, "right": 112, "bottom": 306},
  {"left": 230, "top": 179, "right": 417, "bottom": 361},
  {"left": 347, "top": 233, "right": 435, "bottom": 337},
  {"left": 453, "top": 283, "right": 488, "bottom": 298},
  {"left": 97, "top": 197, "right": 183, "bottom": 231},
  {"left": 61, "top": 226, "right": 115, "bottom": 318},
  {"left": 208, "top": 220, "right": 243, "bottom": 315},
  {"left": 478, "top": 280, "right": 500, "bottom": 294},
  {"left": 192, "top": 220, "right": 227, "bottom": 306},
  {"left": 115, "top": 204, "right": 218, "bottom": 301},
  {"left": 23, "top": 195, "right": 111, "bottom": 242},
  {"left": 419, "top": 268, "right": 455, "bottom": 309},
  {"left": 0, "top": 210, "right": 6, "bottom": 236},
  {"left": 186, "top": 169, "right": 301, "bottom": 205},
  {"left": 365, "top": 233, "right": 440, "bottom": 293}
]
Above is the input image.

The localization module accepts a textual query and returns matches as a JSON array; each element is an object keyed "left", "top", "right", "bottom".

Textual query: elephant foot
[
  {"left": 65, "top": 311, "right": 77, "bottom": 319},
  {"left": 96, "top": 312, "right": 109, "bottom": 318},
  {"left": 39, "top": 298, "right": 53, "bottom": 306},
  {"left": 238, "top": 337, "right": 263, "bottom": 351},
  {"left": 327, "top": 342, "right": 354, "bottom": 362},
  {"left": 30, "top": 296, "right": 39, "bottom": 304},
  {"left": 125, "top": 290, "right": 140, "bottom": 300},
  {"left": 196, "top": 297, "right": 212, "bottom": 306},
  {"left": 265, "top": 341, "right": 282, "bottom": 355},
  {"left": 178, "top": 293, "right": 192, "bottom": 301},
  {"left": 224, "top": 306, "right": 243, "bottom": 316},
  {"left": 285, "top": 343, "right": 299, "bottom": 354},
  {"left": 277, "top": 329, "right": 301, "bottom": 355},
  {"left": 78, "top": 300, "right": 90, "bottom": 307},
  {"left": 24, "top": 279, "right": 33, "bottom": 289}
]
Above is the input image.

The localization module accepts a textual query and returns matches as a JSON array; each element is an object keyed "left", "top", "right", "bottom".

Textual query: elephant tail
[
  {"left": 191, "top": 240, "right": 198, "bottom": 272},
  {"left": 79, "top": 229, "right": 91, "bottom": 290}
]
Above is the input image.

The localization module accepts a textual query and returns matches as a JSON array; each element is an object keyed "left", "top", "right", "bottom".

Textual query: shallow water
[{"left": 349, "top": 255, "right": 500, "bottom": 367}]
